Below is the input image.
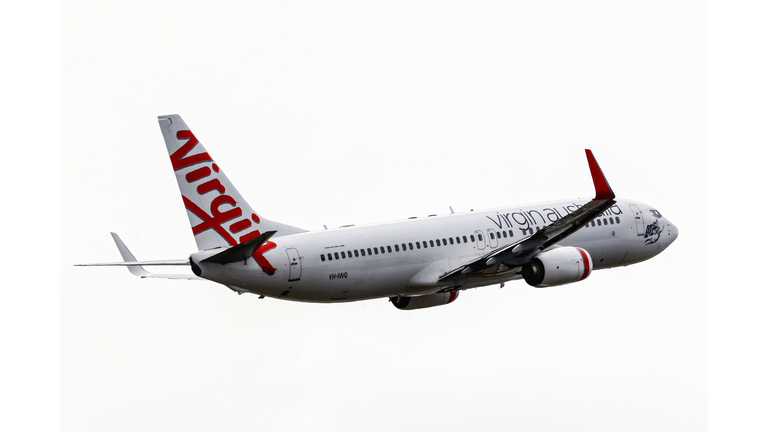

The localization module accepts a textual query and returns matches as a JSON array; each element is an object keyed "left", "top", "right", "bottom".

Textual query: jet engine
[
  {"left": 390, "top": 291, "right": 459, "bottom": 310},
  {"left": 521, "top": 247, "right": 592, "bottom": 288}
]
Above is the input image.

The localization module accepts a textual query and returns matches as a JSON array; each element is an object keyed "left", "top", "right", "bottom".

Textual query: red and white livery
[{"left": 79, "top": 115, "right": 679, "bottom": 310}]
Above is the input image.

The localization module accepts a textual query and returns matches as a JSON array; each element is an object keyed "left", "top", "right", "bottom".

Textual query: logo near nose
[{"left": 644, "top": 219, "right": 663, "bottom": 245}]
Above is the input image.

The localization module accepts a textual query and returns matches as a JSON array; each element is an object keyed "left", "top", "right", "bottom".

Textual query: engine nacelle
[
  {"left": 521, "top": 247, "right": 593, "bottom": 288},
  {"left": 390, "top": 291, "right": 459, "bottom": 310}
]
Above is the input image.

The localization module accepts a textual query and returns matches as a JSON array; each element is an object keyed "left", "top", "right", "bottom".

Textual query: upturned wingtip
[{"left": 585, "top": 150, "right": 615, "bottom": 200}]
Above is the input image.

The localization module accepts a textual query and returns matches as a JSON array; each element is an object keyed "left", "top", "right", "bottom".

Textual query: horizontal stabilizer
[
  {"left": 76, "top": 260, "right": 190, "bottom": 267},
  {"left": 201, "top": 230, "right": 277, "bottom": 264},
  {"left": 75, "top": 233, "right": 202, "bottom": 280}
]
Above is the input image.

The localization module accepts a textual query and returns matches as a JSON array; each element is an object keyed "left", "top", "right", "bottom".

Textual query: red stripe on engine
[
  {"left": 576, "top": 247, "right": 591, "bottom": 280},
  {"left": 448, "top": 291, "right": 458, "bottom": 303}
]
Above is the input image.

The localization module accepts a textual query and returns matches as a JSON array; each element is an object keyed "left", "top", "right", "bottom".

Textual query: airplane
[{"left": 78, "top": 114, "right": 679, "bottom": 310}]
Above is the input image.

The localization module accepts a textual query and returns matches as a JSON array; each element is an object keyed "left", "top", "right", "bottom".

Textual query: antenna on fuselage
[{"left": 449, "top": 206, "right": 455, "bottom": 215}]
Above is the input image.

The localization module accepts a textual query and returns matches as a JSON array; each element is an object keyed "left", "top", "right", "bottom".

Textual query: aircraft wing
[
  {"left": 439, "top": 150, "right": 616, "bottom": 281},
  {"left": 76, "top": 233, "right": 204, "bottom": 280}
]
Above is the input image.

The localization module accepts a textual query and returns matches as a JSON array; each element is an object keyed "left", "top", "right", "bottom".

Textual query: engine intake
[{"left": 521, "top": 247, "right": 592, "bottom": 288}]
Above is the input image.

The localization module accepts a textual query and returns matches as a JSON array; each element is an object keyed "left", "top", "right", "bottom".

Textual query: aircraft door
[
  {"left": 475, "top": 230, "right": 486, "bottom": 250},
  {"left": 487, "top": 229, "right": 498, "bottom": 248},
  {"left": 286, "top": 247, "right": 302, "bottom": 281},
  {"left": 629, "top": 204, "right": 645, "bottom": 236}
]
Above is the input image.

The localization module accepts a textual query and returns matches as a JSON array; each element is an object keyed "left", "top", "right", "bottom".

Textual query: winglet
[{"left": 585, "top": 150, "right": 615, "bottom": 200}]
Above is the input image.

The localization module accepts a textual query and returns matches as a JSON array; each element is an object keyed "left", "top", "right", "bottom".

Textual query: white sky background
[{"left": 53, "top": 1, "right": 715, "bottom": 431}]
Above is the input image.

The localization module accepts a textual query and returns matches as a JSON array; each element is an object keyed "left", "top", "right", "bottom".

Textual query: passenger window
[
  {"left": 478, "top": 234, "right": 483, "bottom": 241},
  {"left": 455, "top": 237, "right": 460, "bottom": 244},
  {"left": 508, "top": 230, "right": 513, "bottom": 237},
  {"left": 354, "top": 250, "right": 359, "bottom": 257},
  {"left": 402, "top": 243, "right": 406, "bottom": 251},
  {"left": 380, "top": 247, "right": 385, "bottom": 254},
  {"left": 395, "top": 245, "right": 400, "bottom": 252},
  {"left": 341, "top": 251, "right": 346, "bottom": 259},
  {"left": 449, "top": 238, "right": 454, "bottom": 245},
  {"left": 430, "top": 240, "right": 435, "bottom": 247},
  {"left": 502, "top": 231, "right": 507, "bottom": 238},
  {"left": 416, "top": 242, "right": 421, "bottom": 249},
  {"left": 367, "top": 248, "right": 373, "bottom": 255},
  {"left": 609, "top": 217, "right": 614, "bottom": 224},
  {"left": 591, "top": 220, "right": 596, "bottom": 227},
  {"left": 603, "top": 218, "right": 607, "bottom": 225},
  {"left": 321, "top": 254, "right": 326, "bottom": 262},
  {"left": 597, "top": 219, "right": 602, "bottom": 226},
  {"left": 409, "top": 243, "right": 413, "bottom": 250},
  {"left": 422, "top": 241, "right": 427, "bottom": 248},
  {"left": 328, "top": 253, "right": 333, "bottom": 261},
  {"left": 490, "top": 232, "right": 495, "bottom": 239},
  {"left": 334, "top": 252, "right": 339, "bottom": 259},
  {"left": 442, "top": 239, "right": 447, "bottom": 246},
  {"left": 374, "top": 248, "right": 379, "bottom": 255},
  {"left": 360, "top": 249, "right": 365, "bottom": 256},
  {"left": 470, "top": 235, "right": 475, "bottom": 242},
  {"left": 387, "top": 246, "right": 392, "bottom": 253},
  {"left": 616, "top": 217, "right": 620, "bottom": 224},
  {"left": 463, "top": 235, "right": 468, "bottom": 242}
]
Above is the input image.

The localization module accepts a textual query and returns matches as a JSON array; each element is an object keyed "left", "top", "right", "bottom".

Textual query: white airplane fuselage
[
  {"left": 81, "top": 115, "right": 679, "bottom": 310},
  {"left": 193, "top": 197, "right": 678, "bottom": 302}
]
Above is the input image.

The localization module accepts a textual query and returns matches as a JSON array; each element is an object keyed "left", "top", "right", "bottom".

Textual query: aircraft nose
[{"left": 667, "top": 220, "right": 679, "bottom": 244}]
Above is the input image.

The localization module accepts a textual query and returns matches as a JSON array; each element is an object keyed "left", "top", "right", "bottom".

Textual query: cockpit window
[{"left": 650, "top": 210, "right": 662, "bottom": 218}]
